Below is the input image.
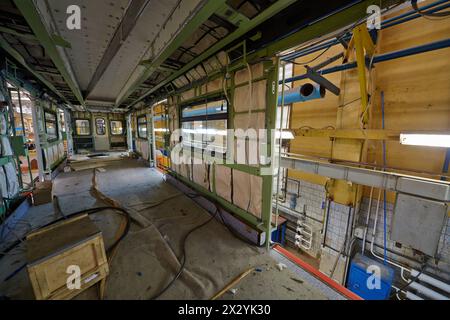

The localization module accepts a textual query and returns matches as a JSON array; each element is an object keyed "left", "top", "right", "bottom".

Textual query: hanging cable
[{"left": 411, "top": 0, "right": 450, "bottom": 17}]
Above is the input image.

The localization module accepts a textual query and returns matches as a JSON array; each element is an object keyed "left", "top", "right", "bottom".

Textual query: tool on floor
[{"left": 210, "top": 267, "right": 256, "bottom": 300}]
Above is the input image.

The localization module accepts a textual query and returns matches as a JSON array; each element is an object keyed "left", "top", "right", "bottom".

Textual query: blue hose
[{"left": 381, "top": 91, "right": 387, "bottom": 264}]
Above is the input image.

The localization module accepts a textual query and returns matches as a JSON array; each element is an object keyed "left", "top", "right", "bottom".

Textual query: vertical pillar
[{"left": 30, "top": 100, "right": 44, "bottom": 182}]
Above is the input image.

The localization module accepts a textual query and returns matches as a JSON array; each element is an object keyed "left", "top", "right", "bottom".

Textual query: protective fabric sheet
[
  {"left": 233, "top": 80, "right": 267, "bottom": 113},
  {"left": 234, "top": 63, "right": 264, "bottom": 85},
  {"left": 0, "top": 160, "right": 328, "bottom": 300},
  {"left": 4, "top": 162, "right": 19, "bottom": 198},
  {"left": 192, "top": 163, "right": 209, "bottom": 191},
  {"left": 232, "top": 169, "right": 263, "bottom": 219},
  {"left": 1, "top": 136, "right": 12, "bottom": 156},
  {"left": 233, "top": 112, "right": 266, "bottom": 165},
  {"left": 214, "top": 164, "right": 232, "bottom": 202}
]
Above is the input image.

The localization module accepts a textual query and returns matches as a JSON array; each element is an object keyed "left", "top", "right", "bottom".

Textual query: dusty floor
[{"left": 0, "top": 158, "right": 344, "bottom": 300}]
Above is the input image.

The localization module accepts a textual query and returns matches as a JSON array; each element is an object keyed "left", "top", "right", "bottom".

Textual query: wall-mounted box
[{"left": 391, "top": 193, "right": 447, "bottom": 257}]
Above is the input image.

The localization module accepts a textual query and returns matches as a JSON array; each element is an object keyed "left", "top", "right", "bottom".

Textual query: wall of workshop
[{"left": 285, "top": 1, "right": 450, "bottom": 283}]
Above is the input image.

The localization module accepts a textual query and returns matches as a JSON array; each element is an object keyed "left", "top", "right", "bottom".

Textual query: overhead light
[
  {"left": 275, "top": 130, "right": 295, "bottom": 140},
  {"left": 399, "top": 133, "right": 450, "bottom": 148},
  {"left": 154, "top": 99, "right": 167, "bottom": 106}
]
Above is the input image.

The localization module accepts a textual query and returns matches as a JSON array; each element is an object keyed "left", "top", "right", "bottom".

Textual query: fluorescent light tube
[{"left": 399, "top": 133, "right": 450, "bottom": 148}]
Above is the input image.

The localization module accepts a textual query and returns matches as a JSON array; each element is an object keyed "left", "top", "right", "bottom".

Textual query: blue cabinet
[{"left": 347, "top": 253, "right": 394, "bottom": 300}]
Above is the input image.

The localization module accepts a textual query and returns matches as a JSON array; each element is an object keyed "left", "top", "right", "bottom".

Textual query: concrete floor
[{"left": 0, "top": 158, "right": 345, "bottom": 300}]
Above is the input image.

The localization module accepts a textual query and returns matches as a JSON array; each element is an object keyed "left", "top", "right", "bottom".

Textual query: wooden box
[
  {"left": 26, "top": 214, "right": 109, "bottom": 300},
  {"left": 32, "top": 180, "right": 53, "bottom": 206}
]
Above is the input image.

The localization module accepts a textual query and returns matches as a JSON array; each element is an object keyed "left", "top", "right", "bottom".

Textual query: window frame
[
  {"left": 109, "top": 119, "right": 124, "bottom": 136},
  {"left": 44, "top": 109, "right": 58, "bottom": 142},
  {"left": 95, "top": 117, "right": 107, "bottom": 136},
  {"left": 74, "top": 118, "right": 91, "bottom": 136},
  {"left": 137, "top": 115, "right": 148, "bottom": 140},
  {"left": 179, "top": 97, "right": 228, "bottom": 157}
]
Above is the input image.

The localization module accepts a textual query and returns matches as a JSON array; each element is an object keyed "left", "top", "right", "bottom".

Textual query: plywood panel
[{"left": 289, "top": 2, "right": 450, "bottom": 201}]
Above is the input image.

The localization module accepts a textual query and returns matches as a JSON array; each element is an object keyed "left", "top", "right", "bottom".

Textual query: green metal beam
[
  {"left": 263, "top": 0, "right": 403, "bottom": 57},
  {"left": 0, "top": 26, "right": 36, "bottom": 41},
  {"left": 170, "top": 170, "right": 264, "bottom": 231},
  {"left": 124, "top": 0, "right": 297, "bottom": 108},
  {"left": 0, "top": 35, "right": 68, "bottom": 103},
  {"left": 13, "top": 0, "right": 84, "bottom": 106},
  {"left": 116, "top": 0, "right": 228, "bottom": 107}
]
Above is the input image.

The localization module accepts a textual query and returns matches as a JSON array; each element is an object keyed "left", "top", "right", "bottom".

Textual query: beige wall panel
[
  {"left": 232, "top": 170, "right": 262, "bottom": 219},
  {"left": 181, "top": 88, "right": 195, "bottom": 101},
  {"left": 233, "top": 80, "right": 267, "bottom": 113},
  {"left": 192, "top": 164, "right": 209, "bottom": 190},
  {"left": 214, "top": 164, "right": 232, "bottom": 202},
  {"left": 206, "top": 78, "right": 223, "bottom": 93},
  {"left": 233, "top": 112, "right": 266, "bottom": 165},
  {"left": 234, "top": 63, "right": 264, "bottom": 85}
]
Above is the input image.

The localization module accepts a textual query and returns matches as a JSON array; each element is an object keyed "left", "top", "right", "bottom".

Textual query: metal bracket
[{"left": 305, "top": 66, "right": 340, "bottom": 96}]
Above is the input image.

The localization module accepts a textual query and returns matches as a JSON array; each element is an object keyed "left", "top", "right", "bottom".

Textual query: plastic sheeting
[{"left": 3, "top": 162, "right": 19, "bottom": 198}]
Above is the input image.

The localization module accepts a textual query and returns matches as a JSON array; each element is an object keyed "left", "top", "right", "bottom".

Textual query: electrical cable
[
  {"left": 411, "top": 0, "right": 450, "bottom": 17},
  {"left": 285, "top": 45, "right": 332, "bottom": 66},
  {"left": 149, "top": 207, "right": 219, "bottom": 300},
  {"left": 389, "top": 260, "right": 427, "bottom": 299},
  {"left": 0, "top": 206, "right": 130, "bottom": 263},
  {"left": 149, "top": 185, "right": 265, "bottom": 299}
]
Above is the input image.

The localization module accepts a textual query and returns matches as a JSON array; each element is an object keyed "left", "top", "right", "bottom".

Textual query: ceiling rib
[
  {"left": 115, "top": 0, "right": 226, "bottom": 107},
  {"left": 127, "top": 0, "right": 297, "bottom": 108},
  {"left": 0, "top": 34, "right": 68, "bottom": 103},
  {"left": 85, "top": 0, "right": 151, "bottom": 98},
  {"left": 13, "top": 0, "right": 84, "bottom": 106}
]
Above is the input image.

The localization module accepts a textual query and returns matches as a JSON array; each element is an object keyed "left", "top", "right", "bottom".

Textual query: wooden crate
[{"left": 26, "top": 214, "right": 109, "bottom": 300}]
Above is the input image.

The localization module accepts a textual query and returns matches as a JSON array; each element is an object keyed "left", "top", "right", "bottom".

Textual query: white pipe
[
  {"left": 362, "top": 186, "right": 374, "bottom": 254},
  {"left": 411, "top": 269, "right": 450, "bottom": 294},
  {"left": 409, "top": 281, "right": 449, "bottom": 300},
  {"left": 370, "top": 188, "right": 411, "bottom": 273},
  {"left": 405, "top": 290, "right": 424, "bottom": 300},
  {"left": 392, "top": 285, "right": 424, "bottom": 300}
]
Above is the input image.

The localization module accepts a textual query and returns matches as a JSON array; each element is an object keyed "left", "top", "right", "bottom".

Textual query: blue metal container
[{"left": 347, "top": 253, "right": 394, "bottom": 300}]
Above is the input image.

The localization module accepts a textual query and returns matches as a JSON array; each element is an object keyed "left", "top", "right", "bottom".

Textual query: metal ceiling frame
[
  {"left": 13, "top": 0, "right": 84, "bottom": 106},
  {"left": 131, "top": 0, "right": 404, "bottom": 108},
  {"left": 85, "top": 0, "right": 151, "bottom": 98},
  {"left": 122, "top": 0, "right": 298, "bottom": 108},
  {"left": 115, "top": 0, "right": 228, "bottom": 107},
  {"left": 0, "top": 34, "right": 68, "bottom": 103}
]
